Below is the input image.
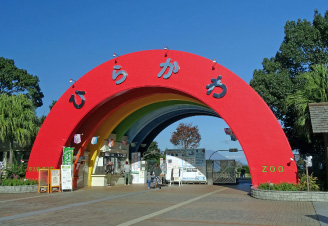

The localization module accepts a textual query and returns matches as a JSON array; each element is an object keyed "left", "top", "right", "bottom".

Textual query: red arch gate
[{"left": 26, "top": 50, "right": 297, "bottom": 187}]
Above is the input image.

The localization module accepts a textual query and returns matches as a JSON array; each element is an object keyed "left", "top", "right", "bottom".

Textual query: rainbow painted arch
[{"left": 26, "top": 50, "right": 298, "bottom": 186}]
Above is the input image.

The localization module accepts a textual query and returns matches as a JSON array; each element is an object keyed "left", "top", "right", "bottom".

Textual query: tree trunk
[
  {"left": 8, "top": 140, "right": 14, "bottom": 166},
  {"left": 2, "top": 152, "right": 8, "bottom": 167},
  {"left": 324, "top": 133, "right": 328, "bottom": 189}
]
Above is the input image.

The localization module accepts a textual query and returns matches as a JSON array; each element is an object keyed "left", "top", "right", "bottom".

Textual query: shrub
[
  {"left": 258, "top": 182, "right": 270, "bottom": 190},
  {"left": 4, "top": 163, "right": 27, "bottom": 179},
  {"left": 274, "top": 182, "right": 298, "bottom": 191},
  {"left": 258, "top": 173, "right": 320, "bottom": 191},
  {"left": 258, "top": 182, "right": 298, "bottom": 191},
  {"left": 1, "top": 178, "right": 38, "bottom": 186},
  {"left": 297, "top": 173, "right": 320, "bottom": 191}
]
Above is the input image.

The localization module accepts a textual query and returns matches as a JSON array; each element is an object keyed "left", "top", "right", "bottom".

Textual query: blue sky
[{"left": 1, "top": 1, "right": 327, "bottom": 164}]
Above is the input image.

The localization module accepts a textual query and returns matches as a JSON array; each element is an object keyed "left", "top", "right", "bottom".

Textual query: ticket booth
[
  {"left": 91, "top": 134, "right": 129, "bottom": 186},
  {"left": 92, "top": 152, "right": 127, "bottom": 186}
]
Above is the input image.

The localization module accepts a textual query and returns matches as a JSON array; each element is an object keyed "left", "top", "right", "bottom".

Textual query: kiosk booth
[{"left": 91, "top": 134, "right": 129, "bottom": 186}]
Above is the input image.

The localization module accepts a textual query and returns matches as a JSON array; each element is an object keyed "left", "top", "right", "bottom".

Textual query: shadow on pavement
[
  {"left": 306, "top": 214, "right": 320, "bottom": 222},
  {"left": 316, "top": 214, "right": 328, "bottom": 224},
  {"left": 218, "top": 179, "right": 253, "bottom": 193}
]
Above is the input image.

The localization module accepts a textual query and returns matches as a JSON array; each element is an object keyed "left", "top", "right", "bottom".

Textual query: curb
[
  {"left": 251, "top": 188, "right": 328, "bottom": 202},
  {"left": 0, "top": 185, "right": 38, "bottom": 193}
]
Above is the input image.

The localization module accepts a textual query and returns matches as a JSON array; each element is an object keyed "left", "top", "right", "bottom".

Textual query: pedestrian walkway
[
  {"left": 0, "top": 181, "right": 327, "bottom": 225},
  {"left": 313, "top": 202, "right": 328, "bottom": 226}
]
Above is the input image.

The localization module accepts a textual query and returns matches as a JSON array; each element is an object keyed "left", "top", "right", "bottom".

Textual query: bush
[
  {"left": 4, "top": 163, "right": 27, "bottom": 179},
  {"left": 258, "top": 173, "right": 320, "bottom": 191},
  {"left": 258, "top": 182, "right": 298, "bottom": 191},
  {"left": 297, "top": 173, "right": 320, "bottom": 191},
  {"left": 1, "top": 178, "right": 38, "bottom": 186}
]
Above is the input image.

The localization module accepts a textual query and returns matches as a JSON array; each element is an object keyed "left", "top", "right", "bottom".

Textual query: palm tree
[
  {"left": 0, "top": 94, "right": 39, "bottom": 165},
  {"left": 285, "top": 64, "right": 328, "bottom": 141},
  {"left": 285, "top": 64, "right": 328, "bottom": 187}
]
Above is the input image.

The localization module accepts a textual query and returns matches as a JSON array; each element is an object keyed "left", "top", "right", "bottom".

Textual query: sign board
[
  {"left": 131, "top": 152, "right": 144, "bottom": 184},
  {"left": 170, "top": 167, "right": 181, "bottom": 186},
  {"left": 173, "top": 168, "right": 180, "bottom": 180},
  {"left": 61, "top": 165, "right": 72, "bottom": 191},
  {"left": 131, "top": 173, "right": 139, "bottom": 184},
  {"left": 50, "top": 169, "right": 61, "bottom": 192},
  {"left": 103, "top": 152, "right": 126, "bottom": 158},
  {"left": 229, "top": 148, "right": 238, "bottom": 152},
  {"left": 62, "top": 147, "right": 74, "bottom": 166},
  {"left": 38, "top": 169, "right": 49, "bottom": 193},
  {"left": 306, "top": 156, "right": 313, "bottom": 167},
  {"left": 161, "top": 162, "right": 167, "bottom": 174},
  {"left": 51, "top": 169, "right": 60, "bottom": 186},
  {"left": 166, "top": 149, "right": 207, "bottom": 182},
  {"left": 131, "top": 152, "right": 141, "bottom": 173}
]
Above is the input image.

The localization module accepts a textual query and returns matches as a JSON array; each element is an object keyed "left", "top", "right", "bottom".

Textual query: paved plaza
[{"left": 0, "top": 181, "right": 327, "bottom": 226}]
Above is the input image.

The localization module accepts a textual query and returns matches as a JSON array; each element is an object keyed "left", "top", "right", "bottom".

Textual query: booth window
[{"left": 94, "top": 152, "right": 126, "bottom": 175}]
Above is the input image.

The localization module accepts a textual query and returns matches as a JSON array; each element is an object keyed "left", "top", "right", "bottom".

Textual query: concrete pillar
[{"left": 206, "top": 160, "right": 213, "bottom": 185}]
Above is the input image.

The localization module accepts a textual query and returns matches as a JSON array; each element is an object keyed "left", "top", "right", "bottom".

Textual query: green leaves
[
  {"left": 0, "top": 94, "right": 38, "bottom": 145},
  {"left": 258, "top": 182, "right": 299, "bottom": 191},
  {"left": 0, "top": 57, "right": 44, "bottom": 165},
  {"left": 298, "top": 172, "right": 320, "bottom": 191},
  {"left": 258, "top": 173, "right": 320, "bottom": 191},
  {"left": 250, "top": 65, "right": 294, "bottom": 120},
  {"left": 250, "top": 9, "right": 328, "bottom": 154},
  {"left": 284, "top": 64, "right": 328, "bottom": 142},
  {"left": 143, "top": 141, "right": 163, "bottom": 164},
  {"left": 0, "top": 57, "right": 44, "bottom": 108},
  {"left": 0, "top": 94, "right": 39, "bottom": 164},
  {"left": 1, "top": 179, "right": 38, "bottom": 186}
]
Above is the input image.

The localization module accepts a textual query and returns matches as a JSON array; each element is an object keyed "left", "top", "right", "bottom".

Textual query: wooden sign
[
  {"left": 50, "top": 169, "right": 61, "bottom": 193},
  {"left": 38, "top": 169, "right": 49, "bottom": 193}
]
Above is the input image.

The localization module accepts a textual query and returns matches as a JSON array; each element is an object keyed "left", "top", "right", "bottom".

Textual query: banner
[
  {"left": 62, "top": 147, "right": 74, "bottom": 166},
  {"left": 74, "top": 134, "right": 81, "bottom": 144},
  {"left": 224, "top": 128, "right": 237, "bottom": 141},
  {"left": 91, "top": 137, "right": 98, "bottom": 144},
  {"left": 131, "top": 152, "right": 141, "bottom": 173}
]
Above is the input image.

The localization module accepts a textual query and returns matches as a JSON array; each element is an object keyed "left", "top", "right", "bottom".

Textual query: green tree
[
  {"left": 143, "top": 141, "right": 163, "bottom": 164},
  {"left": 285, "top": 64, "right": 328, "bottom": 141},
  {"left": 170, "top": 123, "right": 201, "bottom": 149},
  {"left": 284, "top": 64, "right": 328, "bottom": 187},
  {"left": 0, "top": 94, "right": 39, "bottom": 165},
  {"left": 250, "top": 10, "right": 328, "bottom": 154},
  {"left": 49, "top": 100, "right": 57, "bottom": 110},
  {"left": 0, "top": 57, "right": 44, "bottom": 108}
]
